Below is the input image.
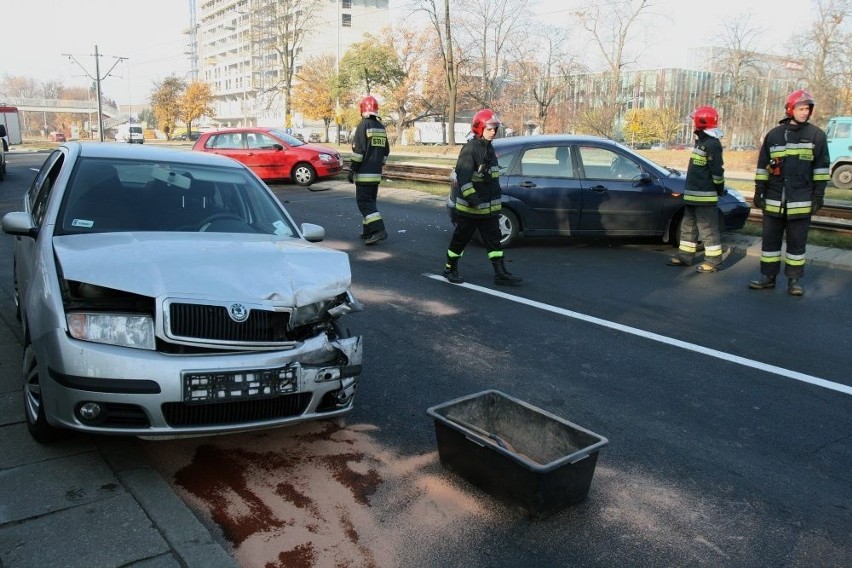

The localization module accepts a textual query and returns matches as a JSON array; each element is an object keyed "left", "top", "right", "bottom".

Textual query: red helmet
[
  {"left": 471, "top": 109, "right": 501, "bottom": 138},
  {"left": 690, "top": 106, "right": 719, "bottom": 130},
  {"left": 360, "top": 95, "right": 379, "bottom": 118},
  {"left": 785, "top": 89, "right": 815, "bottom": 118}
]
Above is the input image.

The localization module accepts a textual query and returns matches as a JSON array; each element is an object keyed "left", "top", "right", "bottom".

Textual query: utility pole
[{"left": 63, "top": 45, "right": 127, "bottom": 141}]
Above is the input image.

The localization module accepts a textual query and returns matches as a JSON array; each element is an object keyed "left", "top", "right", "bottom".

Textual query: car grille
[
  {"left": 168, "top": 302, "right": 290, "bottom": 343},
  {"left": 161, "top": 392, "right": 311, "bottom": 427}
]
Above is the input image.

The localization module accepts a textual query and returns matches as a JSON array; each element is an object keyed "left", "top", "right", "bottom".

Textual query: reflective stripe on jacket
[
  {"left": 447, "top": 137, "right": 502, "bottom": 217},
  {"left": 754, "top": 120, "right": 829, "bottom": 219},
  {"left": 684, "top": 131, "right": 725, "bottom": 206},
  {"left": 350, "top": 117, "right": 389, "bottom": 184}
]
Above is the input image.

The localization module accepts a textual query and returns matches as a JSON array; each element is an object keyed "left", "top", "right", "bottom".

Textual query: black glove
[
  {"left": 347, "top": 170, "right": 355, "bottom": 184},
  {"left": 752, "top": 191, "right": 765, "bottom": 210},
  {"left": 465, "top": 192, "right": 481, "bottom": 207},
  {"left": 717, "top": 186, "right": 728, "bottom": 197},
  {"left": 812, "top": 195, "right": 824, "bottom": 215}
]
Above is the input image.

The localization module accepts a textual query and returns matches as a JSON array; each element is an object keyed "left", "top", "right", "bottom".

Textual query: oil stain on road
[{"left": 140, "top": 419, "right": 495, "bottom": 567}]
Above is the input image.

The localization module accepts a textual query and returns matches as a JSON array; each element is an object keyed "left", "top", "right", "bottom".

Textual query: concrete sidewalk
[
  {"left": 0, "top": 342, "right": 237, "bottom": 566},
  {"left": 0, "top": 182, "right": 849, "bottom": 568}
]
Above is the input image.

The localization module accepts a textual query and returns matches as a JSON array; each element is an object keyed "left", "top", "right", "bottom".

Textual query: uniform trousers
[
  {"left": 448, "top": 213, "right": 503, "bottom": 259},
  {"left": 355, "top": 183, "right": 385, "bottom": 236},
  {"left": 677, "top": 205, "right": 722, "bottom": 265},
  {"left": 759, "top": 212, "right": 811, "bottom": 278}
]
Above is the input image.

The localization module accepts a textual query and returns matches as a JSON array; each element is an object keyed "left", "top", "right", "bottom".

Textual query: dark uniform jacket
[
  {"left": 755, "top": 119, "right": 830, "bottom": 219},
  {"left": 448, "top": 137, "right": 501, "bottom": 217},
  {"left": 684, "top": 130, "right": 725, "bottom": 206},
  {"left": 350, "top": 116, "right": 389, "bottom": 184}
]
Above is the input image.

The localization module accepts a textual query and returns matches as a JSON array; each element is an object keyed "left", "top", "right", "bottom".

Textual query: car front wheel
[
  {"left": 22, "top": 341, "right": 64, "bottom": 443},
  {"left": 497, "top": 209, "right": 520, "bottom": 248},
  {"left": 292, "top": 163, "right": 317, "bottom": 186},
  {"left": 473, "top": 209, "right": 520, "bottom": 248}
]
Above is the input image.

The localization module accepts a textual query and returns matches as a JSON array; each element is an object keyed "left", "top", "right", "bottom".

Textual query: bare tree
[
  {"left": 574, "top": 0, "right": 655, "bottom": 137},
  {"left": 793, "top": 0, "right": 852, "bottom": 121},
  {"left": 455, "top": 0, "right": 530, "bottom": 108},
  {"left": 251, "top": 0, "right": 322, "bottom": 127},
  {"left": 418, "top": 0, "right": 462, "bottom": 145},
  {"left": 714, "top": 15, "right": 763, "bottom": 145},
  {"left": 529, "top": 27, "right": 577, "bottom": 134}
]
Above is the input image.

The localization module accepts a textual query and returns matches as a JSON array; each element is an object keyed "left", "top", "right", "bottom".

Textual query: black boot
[
  {"left": 492, "top": 259, "right": 522, "bottom": 285},
  {"left": 748, "top": 274, "right": 776, "bottom": 290},
  {"left": 442, "top": 255, "right": 463, "bottom": 284},
  {"left": 788, "top": 278, "right": 804, "bottom": 296},
  {"left": 365, "top": 230, "right": 387, "bottom": 245}
]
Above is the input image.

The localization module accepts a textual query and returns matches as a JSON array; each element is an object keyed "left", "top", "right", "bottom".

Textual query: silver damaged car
[{"left": 2, "top": 142, "right": 363, "bottom": 442}]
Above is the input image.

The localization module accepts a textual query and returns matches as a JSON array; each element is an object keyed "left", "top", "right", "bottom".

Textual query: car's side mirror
[
  {"left": 2, "top": 212, "right": 39, "bottom": 239},
  {"left": 637, "top": 172, "right": 652, "bottom": 184},
  {"left": 0, "top": 125, "right": 6, "bottom": 137},
  {"left": 273, "top": 144, "right": 284, "bottom": 151},
  {"left": 300, "top": 222, "right": 325, "bottom": 242}
]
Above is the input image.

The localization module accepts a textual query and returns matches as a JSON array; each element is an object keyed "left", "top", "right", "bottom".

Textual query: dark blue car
[{"left": 460, "top": 134, "right": 751, "bottom": 248}]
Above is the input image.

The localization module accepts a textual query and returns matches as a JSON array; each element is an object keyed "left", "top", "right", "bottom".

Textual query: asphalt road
[{"left": 1, "top": 152, "right": 849, "bottom": 567}]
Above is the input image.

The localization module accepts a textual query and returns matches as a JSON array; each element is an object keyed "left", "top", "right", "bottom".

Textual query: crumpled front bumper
[{"left": 36, "top": 329, "right": 363, "bottom": 438}]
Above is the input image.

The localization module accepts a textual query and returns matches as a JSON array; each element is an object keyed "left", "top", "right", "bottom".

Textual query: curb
[{"left": 98, "top": 439, "right": 237, "bottom": 567}]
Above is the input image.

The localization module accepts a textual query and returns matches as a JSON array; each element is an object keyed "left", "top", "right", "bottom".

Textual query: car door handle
[
  {"left": 518, "top": 181, "right": 537, "bottom": 188},
  {"left": 246, "top": 152, "right": 255, "bottom": 156},
  {"left": 590, "top": 185, "right": 608, "bottom": 193}
]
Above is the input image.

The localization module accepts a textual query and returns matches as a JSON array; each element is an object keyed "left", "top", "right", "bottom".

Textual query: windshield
[
  {"left": 268, "top": 128, "right": 305, "bottom": 147},
  {"left": 57, "top": 157, "right": 298, "bottom": 237}
]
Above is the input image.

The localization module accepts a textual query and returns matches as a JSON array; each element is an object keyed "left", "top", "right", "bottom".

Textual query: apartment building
[{"left": 192, "top": 0, "right": 390, "bottom": 129}]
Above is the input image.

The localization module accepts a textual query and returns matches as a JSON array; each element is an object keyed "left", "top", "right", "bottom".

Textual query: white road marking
[{"left": 425, "top": 274, "right": 852, "bottom": 397}]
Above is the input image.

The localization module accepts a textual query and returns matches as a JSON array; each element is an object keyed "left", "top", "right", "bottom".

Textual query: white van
[{"left": 115, "top": 123, "right": 144, "bottom": 144}]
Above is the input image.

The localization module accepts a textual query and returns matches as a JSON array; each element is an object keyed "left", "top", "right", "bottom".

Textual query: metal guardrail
[{"left": 372, "top": 162, "right": 852, "bottom": 235}]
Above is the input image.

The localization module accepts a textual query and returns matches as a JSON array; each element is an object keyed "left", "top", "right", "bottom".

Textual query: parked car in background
[
  {"left": 173, "top": 131, "right": 201, "bottom": 141},
  {"left": 48, "top": 131, "right": 66, "bottom": 142},
  {"left": 450, "top": 134, "right": 751, "bottom": 248},
  {"left": 1, "top": 142, "right": 363, "bottom": 442},
  {"left": 193, "top": 127, "right": 342, "bottom": 185}
]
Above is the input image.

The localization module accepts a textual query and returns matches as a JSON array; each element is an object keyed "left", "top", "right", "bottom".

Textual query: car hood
[
  {"left": 301, "top": 143, "right": 339, "bottom": 156},
  {"left": 52, "top": 232, "right": 352, "bottom": 306}
]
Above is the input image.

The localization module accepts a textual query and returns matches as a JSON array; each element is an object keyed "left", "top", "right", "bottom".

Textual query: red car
[{"left": 192, "top": 127, "right": 342, "bottom": 185}]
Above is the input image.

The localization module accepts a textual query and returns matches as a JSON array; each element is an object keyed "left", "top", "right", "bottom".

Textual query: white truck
[
  {"left": 413, "top": 121, "right": 472, "bottom": 145},
  {"left": 0, "top": 106, "right": 22, "bottom": 181},
  {"left": 826, "top": 116, "right": 852, "bottom": 189},
  {"left": 115, "top": 122, "right": 145, "bottom": 144}
]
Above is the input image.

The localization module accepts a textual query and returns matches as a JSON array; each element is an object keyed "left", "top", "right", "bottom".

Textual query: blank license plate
[{"left": 183, "top": 366, "right": 297, "bottom": 404}]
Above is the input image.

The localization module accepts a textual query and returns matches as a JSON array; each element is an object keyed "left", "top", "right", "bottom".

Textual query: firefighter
[
  {"left": 668, "top": 105, "right": 726, "bottom": 272},
  {"left": 348, "top": 95, "right": 390, "bottom": 245},
  {"left": 748, "top": 89, "right": 830, "bottom": 296},
  {"left": 442, "top": 109, "right": 522, "bottom": 286}
]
